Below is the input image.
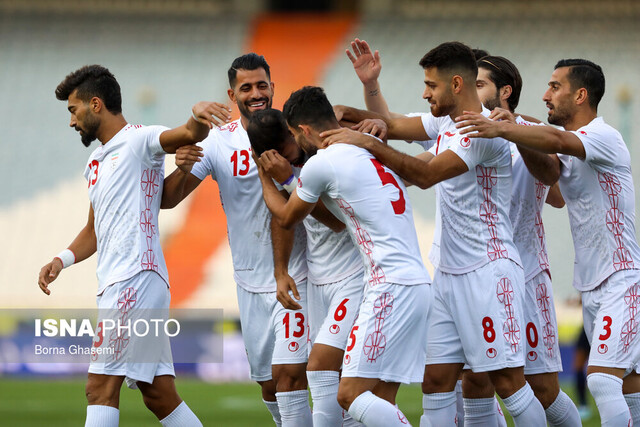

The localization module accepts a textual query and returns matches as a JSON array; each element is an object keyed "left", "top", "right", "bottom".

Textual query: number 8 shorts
[
  {"left": 342, "top": 282, "right": 430, "bottom": 384},
  {"left": 237, "top": 280, "right": 309, "bottom": 382},
  {"left": 426, "top": 259, "right": 526, "bottom": 372},
  {"left": 582, "top": 268, "right": 640, "bottom": 373}
]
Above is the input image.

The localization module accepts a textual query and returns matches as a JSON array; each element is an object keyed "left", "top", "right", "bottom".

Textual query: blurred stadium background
[{"left": 1, "top": 0, "right": 638, "bottom": 424}]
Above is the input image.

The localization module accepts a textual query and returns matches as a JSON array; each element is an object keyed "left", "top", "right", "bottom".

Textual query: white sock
[
  {"left": 159, "top": 401, "right": 202, "bottom": 427},
  {"left": 463, "top": 397, "right": 498, "bottom": 426},
  {"left": 348, "top": 390, "right": 410, "bottom": 427},
  {"left": 263, "top": 399, "right": 282, "bottom": 426},
  {"left": 85, "top": 405, "right": 119, "bottom": 427},
  {"left": 494, "top": 397, "right": 507, "bottom": 427},
  {"left": 501, "top": 383, "right": 546, "bottom": 426},
  {"left": 307, "top": 370, "right": 342, "bottom": 427},
  {"left": 420, "top": 391, "right": 457, "bottom": 426},
  {"left": 343, "top": 410, "right": 365, "bottom": 427},
  {"left": 625, "top": 392, "right": 640, "bottom": 425},
  {"left": 545, "top": 389, "right": 581, "bottom": 426},
  {"left": 455, "top": 380, "right": 464, "bottom": 427},
  {"left": 275, "top": 390, "right": 313, "bottom": 427},
  {"left": 588, "top": 373, "right": 631, "bottom": 426}
]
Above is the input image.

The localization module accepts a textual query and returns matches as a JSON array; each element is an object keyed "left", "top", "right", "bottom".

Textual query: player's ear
[
  {"left": 299, "top": 124, "right": 311, "bottom": 136},
  {"left": 90, "top": 97, "right": 102, "bottom": 113},
  {"left": 575, "top": 87, "right": 588, "bottom": 106},
  {"left": 500, "top": 85, "right": 512, "bottom": 102},
  {"left": 227, "top": 88, "right": 236, "bottom": 103},
  {"left": 451, "top": 75, "right": 463, "bottom": 94}
]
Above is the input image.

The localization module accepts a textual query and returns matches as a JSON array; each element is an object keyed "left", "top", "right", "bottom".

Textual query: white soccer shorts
[
  {"left": 237, "top": 279, "right": 309, "bottom": 382},
  {"left": 582, "top": 268, "right": 640, "bottom": 373},
  {"left": 308, "top": 270, "right": 365, "bottom": 350},
  {"left": 89, "top": 270, "right": 174, "bottom": 389},
  {"left": 426, "top": 259, "right": 526, "bottom": 372},
  {"left": 342, "top": 282, "right": 430, "bottom": 384}
]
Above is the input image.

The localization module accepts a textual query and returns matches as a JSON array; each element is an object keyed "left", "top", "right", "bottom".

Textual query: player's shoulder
[{"left": 577, "top": 117, "right": 619, "bottom": 140}]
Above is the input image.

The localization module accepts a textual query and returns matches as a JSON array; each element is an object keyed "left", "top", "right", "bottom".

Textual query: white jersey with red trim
[
  {"left": 422, "top": 110, "right": 521, "bottom": 274},
  {"left": 288, "top": 167, "right": 363, "bottom": 285},
  {"left": 190, "top": 119, "right": 307, "bottom": 293},
  {"left": 296, "top": 143, "right": 430, "bottom": 287},
  {"left": 84, "top": 124, "right": 169, "bottom": 295},
  {"left": 558, "top": 117, "right": 640, "bottom": 291},
  {"left": 510, "top": 116, "right": 551, "bottom": 281}
]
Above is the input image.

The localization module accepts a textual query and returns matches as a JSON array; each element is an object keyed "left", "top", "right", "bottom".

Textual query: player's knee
[
  {"left": 140, "top": 388, "right": 181, "bottom": 418},
  {"left": 258, "top": 380, "right": 277, "bottom": 401},
  {"left": 85, "top": 378, "right": 120, "bottom": 406},
  {"left": 527, "top": 374, "right": 559, "bottom": 408},
  {"left": 337, "top": 382, "right": 358, "bottom": 410},
  {"left": 272, "top": 364, "right": 308, "bottom": 392},
  {"left": 488, "top": 368, "right": 526, "bottom": 398},
  {"left": 462, "top": 371, "right": 495, "bottom": 398},
  {"left": 422, "top": 367, "right": 459, "bottom": 394}
]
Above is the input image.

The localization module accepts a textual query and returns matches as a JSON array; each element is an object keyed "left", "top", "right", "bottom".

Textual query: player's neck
[
  {"left": 97, "top": 114, "right": 128, "bottom": 145},
  {"left": 562, "top": 109, "right": 597, "bottom": 131},
  {"left": 450, "top": 96, "right": 483, "bottom": 122}
]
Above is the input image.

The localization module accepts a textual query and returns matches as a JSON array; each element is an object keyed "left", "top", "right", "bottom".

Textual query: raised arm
[
  {"left": 158, "top": 102, "right": 232, "bottom": 154},
  {"left": 456, "top": 111, "right": 586, "bottom": 159},
  {"left": 320, "top": 128, "right": 467, "bottom": 189},
  {"left": 333, "top": 106, "right": 431, "bottom": 142},
  {"left": 38, "top": 202, "right": 97, "bottom": 295}
]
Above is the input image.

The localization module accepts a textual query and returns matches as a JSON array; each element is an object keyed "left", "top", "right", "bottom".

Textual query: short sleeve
[
  {"left": 447, "top": 134, "right": 502, "bottom": 170},
  {"left": 572, "top": 125, "right": 618, "bottom": 168},
  {"left": 190, "top": 135, "right": 217, "bottom": 181},
  {"left": 296, "top": 155, "right": 331, "bottom": 204},
  {"left": 420, "top": 113, "right": 440, "bottom": 141},
  {"left": 129, "top": 125, "right": 168, "bottom": 163}
]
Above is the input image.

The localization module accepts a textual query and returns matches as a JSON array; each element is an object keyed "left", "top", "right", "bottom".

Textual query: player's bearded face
[
  {"left": 232, "top": 68, "right": 274, "bottom": 120},
  {"left": 476, "top": 69, "right": 502, "bottom": 111},
  {"left": 544, "top": 68, "right": 575, "bottom": 127},
  {"left": 423, "top": 68, "right": 455, "bottom": 117},
  {"left": 77, "top": 109, "right": 101, "bottom": 147},
  {"left": 290, "top": 126, "right": 317, "bottom": 157}
]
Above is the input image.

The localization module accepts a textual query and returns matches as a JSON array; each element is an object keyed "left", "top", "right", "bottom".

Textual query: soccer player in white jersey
[
  {"left": 344, "top": 38, "right": 511, "bottom": 427},
  {"left": 37, "top": 65, "right": 227, "bottom": 426},
  {"left": 247, "top": 108, "right": 366, "bottom": 426},
  {"left": 256, "top": 86, "right": 432, "bottom": 427},
  {"left": 457, "top": 58, "right": 640, "bottom": 426},
  {"left": 324, "top": 42, "right": 548, "bottom": 426},
  {"left": 160, "top": 54, "right": 312, "bottom": 426},
  {"left": 474, "top": 55, "right": 581, "bottom": 426}
]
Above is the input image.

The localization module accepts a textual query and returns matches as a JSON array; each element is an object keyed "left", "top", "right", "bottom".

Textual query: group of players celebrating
[{"left": 38, "top": 37, "right": 640, "bottom": 427}]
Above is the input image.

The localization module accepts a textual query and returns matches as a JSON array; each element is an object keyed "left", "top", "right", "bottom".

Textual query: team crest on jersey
[
  {"left": 110, "top": 152, "right": 120, "bottom": 170},
  {"left": 460, "top": 137, "right": 471, "bottom": 148}
]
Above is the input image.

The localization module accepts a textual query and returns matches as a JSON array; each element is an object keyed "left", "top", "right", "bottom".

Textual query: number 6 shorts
[
  {"left": 237, "top": 280, "right": 309, "bottom": 382},
  {"left": 342, "top": 282, "right": 431, "bottom": 384},
  {"left": 582, "top": 268, "right": 640, "bottom": 373},
  {"left": 308, "top": 270, "right": 365, "bottom": 350},
  {"left": 425, "top": 259, "right": 526, "bottom": 372},
  {"left": 89, "top": 270, "right": 174, "bottom": 389}
]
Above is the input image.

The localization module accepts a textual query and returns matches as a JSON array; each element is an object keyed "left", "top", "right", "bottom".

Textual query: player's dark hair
[
  {"left": 228, "top": 53, "right": 271, "bottom": 88},
  {"left": 283, "top": 86, "right": 337, "bottom": 130},
  {"left": 55, "top": 65, "right": 122, "bottom": 113},
  {"left": 419, "top": 42, "right": 478, "bottom": 80},
  {"left": 478, "top": 56, "right": 523, "bottom": 112},
  {"left": 247, "top": 109, "right": 289, "bottom": 156},
  {"left": 471, "top": 48, "right": 490, "bottom": 60},
  {"left": 554, "top": 59, "right": 605, "bottom": 109}
]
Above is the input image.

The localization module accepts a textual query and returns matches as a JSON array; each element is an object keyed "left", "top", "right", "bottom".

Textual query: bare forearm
[
  {"left": 363, "top": 81, "right": 392, "bottom": 119},
  {"left": 517, "top": 146, "right": 561, "bottom": 185},
  {"left": 498, "top": 121, "right": 566, "bottom": 154},
  {"left": 161, "top": 169, "right": 189, "bottom": 209},
  {"left": 260, "top": 173, "right": 295, "bottom": 228},
  {"left": 363, "top": 138, "right": 434, "bottom": 189},
  {"left": 67, "top": 226, "right": 97, "bottom": 263},
  {"left": 271, "top": 217, "right": 294, "bottom": 278}
]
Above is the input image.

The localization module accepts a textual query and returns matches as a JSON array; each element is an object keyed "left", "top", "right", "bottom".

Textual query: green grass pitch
[{"left": 0, "top": 377, "right": 599, "bottom": 426}]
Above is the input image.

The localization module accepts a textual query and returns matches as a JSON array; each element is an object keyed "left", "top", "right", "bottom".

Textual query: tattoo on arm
[{"left": 367, "top": 89, "right": 379, "bottom": 97}]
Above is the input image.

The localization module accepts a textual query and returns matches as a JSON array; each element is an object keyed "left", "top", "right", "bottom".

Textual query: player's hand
[
  {"left": 352, "top": 119, "right": 388, "bottom": 140},
  {"left": 38, "top": 258, "right": 63, "bottom": 295},
  {"left": 320, "top": 127, "right": 377, "bottom": 149},
  {"left": 259, "top": 150, "right": 293, "bottom": 184},
  {"left": 347, "top": 38, "right": 381, "bottom": 85},
  {"left": 191, "top": 101, "right": 232, "bottom": 129},
  {"left": 489, "top": 107, "right": 516, "bottom": 124},
  {"left": 455, "top": 111, "right": 501, "bottom": 138},
  {"left": 175, "top": 144, "right": 204, "bottom": 174},
  {"left": 276, "top": 274, "right": 302, "bottom": 310}
]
